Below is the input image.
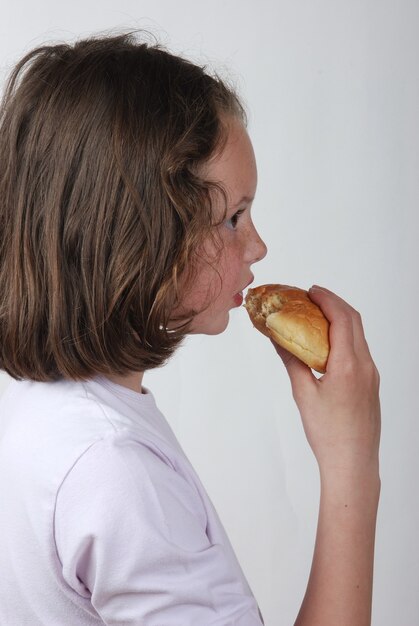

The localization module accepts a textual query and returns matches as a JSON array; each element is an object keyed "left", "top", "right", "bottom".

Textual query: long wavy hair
[{"left": 0, "top": 30, "right": 245, "bottom": 382}]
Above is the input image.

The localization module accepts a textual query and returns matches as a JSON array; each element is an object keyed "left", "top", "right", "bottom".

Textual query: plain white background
[{"left": 0, "top": 1, "right": 418, "bottom": 624}]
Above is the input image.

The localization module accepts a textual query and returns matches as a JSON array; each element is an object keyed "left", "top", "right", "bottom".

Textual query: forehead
[{"left": 204, "top": 118, "right": 258, "bottom": 206}]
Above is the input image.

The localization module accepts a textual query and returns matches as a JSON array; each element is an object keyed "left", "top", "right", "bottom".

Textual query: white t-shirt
[{"left": 0, "top": 375, "right": 264, "bottom": 625}]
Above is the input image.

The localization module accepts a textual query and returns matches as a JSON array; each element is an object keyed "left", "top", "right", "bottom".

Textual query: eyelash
[{"left": 226, "top": 208, "right": 246, "bottom": 230}]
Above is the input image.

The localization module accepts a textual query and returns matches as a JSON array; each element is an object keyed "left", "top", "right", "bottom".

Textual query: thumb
[{"left": 270, "top": 340, "right": 317, "bottom": 401}]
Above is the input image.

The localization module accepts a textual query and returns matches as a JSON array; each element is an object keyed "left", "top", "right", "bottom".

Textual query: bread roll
[{"left": 244, "top": 284, "right": 330, "bottom": 373}]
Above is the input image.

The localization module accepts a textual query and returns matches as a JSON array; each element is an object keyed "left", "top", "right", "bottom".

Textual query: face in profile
[{"left": 171, "top": 117, "right": 267, "bottom": 336}]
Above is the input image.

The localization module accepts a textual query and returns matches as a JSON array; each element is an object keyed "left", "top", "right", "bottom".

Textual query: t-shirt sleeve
[{"left": 54, "top": 432, "right": 263, "bottom": 625}]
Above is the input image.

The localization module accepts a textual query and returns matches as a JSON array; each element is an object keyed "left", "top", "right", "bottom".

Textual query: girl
[{"left": 0, "top": 31, "right": 381, "bottom": 625}]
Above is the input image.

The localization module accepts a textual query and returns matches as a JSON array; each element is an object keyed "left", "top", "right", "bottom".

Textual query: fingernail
[{"left": 310, "top": 285, "right": 321, "bottom": 291}]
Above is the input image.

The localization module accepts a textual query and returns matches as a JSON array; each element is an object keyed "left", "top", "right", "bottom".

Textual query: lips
[
  {"left": 233, "top": 276, "right": 254, "bottom": 307},
  {"left": 241, "top": 276, "right": 255, "bottom": 294},
  {"left": 233, "top": 292, "right": 244, "bottom": 306}
]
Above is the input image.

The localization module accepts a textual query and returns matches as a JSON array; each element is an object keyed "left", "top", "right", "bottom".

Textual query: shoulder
[
  {"left": 54, "top": 432, "right": 209, "bottom": 569},
  {"left": 53, "top": 431, "right": 262, "bottom": 625},
  {"left": 56, "top": 431, "right": 198, "bottom": 513}
]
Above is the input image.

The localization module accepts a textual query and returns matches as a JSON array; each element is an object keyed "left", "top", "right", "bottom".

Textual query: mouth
[
  {"left": 233, "top": 276, "right": 254, "bottom": 307},
  {"left": 242, "top": 276, "right": 255, "bottom": 295},
  {"left": 233, "top": 292, "right": 244, "bottom": 306}
]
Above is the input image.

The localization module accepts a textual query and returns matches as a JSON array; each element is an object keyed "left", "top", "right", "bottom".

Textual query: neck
[{"left": 105, "top": 371, "right": 145, "bottom": 394}]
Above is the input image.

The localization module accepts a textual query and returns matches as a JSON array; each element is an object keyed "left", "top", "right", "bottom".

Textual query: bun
[{"left": 244, "top": 284, "right": 330, "bottom": 373}]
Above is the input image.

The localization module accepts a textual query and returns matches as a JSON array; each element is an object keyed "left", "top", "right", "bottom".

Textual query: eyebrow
[{"left": 231, "top": 195, "right": 255, "bottom": 209}]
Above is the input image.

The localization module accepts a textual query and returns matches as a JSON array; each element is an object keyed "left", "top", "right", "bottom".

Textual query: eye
[{"left": 225, "top": 208, "right": 246, "bottom": 231}]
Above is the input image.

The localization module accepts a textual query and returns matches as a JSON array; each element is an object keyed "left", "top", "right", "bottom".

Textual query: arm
[
  {"left": 273, "top": 285, "right": 381, "bottom": 626},
  {"left": 295, "top": 468, "right": 380, "bottom": 625},
  {"left": 54, "top": 437, "right": 263, "bottom": 625}
]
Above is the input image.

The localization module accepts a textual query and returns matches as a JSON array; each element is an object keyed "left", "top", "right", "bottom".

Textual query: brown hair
[{"left": 0, "top": 30, "right": 246, "bottom": 382}]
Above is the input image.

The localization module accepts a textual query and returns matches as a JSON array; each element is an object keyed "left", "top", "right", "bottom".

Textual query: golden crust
[{"left": 244, "top": 284, "right": 330, "bottom": 373}]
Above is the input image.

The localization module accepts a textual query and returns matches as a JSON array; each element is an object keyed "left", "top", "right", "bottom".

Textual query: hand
[{"left": 272, "top": 285, "right": 381, "bottom": 479}]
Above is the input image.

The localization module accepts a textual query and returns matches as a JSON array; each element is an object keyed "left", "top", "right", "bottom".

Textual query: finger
[
  {"left": 308, "top": 286, "right": 356, "bottom": 364},
  {"left": 270, "top": 339, "right": 317, "bottom": 401},
  {"left": 309, "top": 286, "right": 372, "bottom": 363},
  {"left": 350, "top": 308, "right": 375, "bottom": 362}
]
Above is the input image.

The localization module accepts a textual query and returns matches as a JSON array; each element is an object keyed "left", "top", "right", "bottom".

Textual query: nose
[{"left": 245, "top": 222, "right": 268, "bottom": 265}]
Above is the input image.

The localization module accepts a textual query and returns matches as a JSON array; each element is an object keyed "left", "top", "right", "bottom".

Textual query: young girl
[{"left": 0, "top": 31, "right": 381, "bottom": 625}]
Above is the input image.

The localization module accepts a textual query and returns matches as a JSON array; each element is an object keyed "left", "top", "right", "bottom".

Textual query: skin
[
  {"left": 109, "top": 118, "right": 268, "bottom": 390},
  {"left": 108, "top": 118, "right": 381, "bottom": 625},
  {"left": 274, "top": 287, "right": 381, "bottom": 625}
]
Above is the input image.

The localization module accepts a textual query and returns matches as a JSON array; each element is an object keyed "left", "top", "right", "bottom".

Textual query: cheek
[
  {"left": 219, "top": 238, "right": 243, "bottom": 282},
  {"left": 186, "top": 235, "right": 243, "bottom": 309},
  {"left": 184, "top": 259, "right": 223, "bottom": 311},
  {"left": 191, "top": 257, "right": 233, "bottom": 310}
]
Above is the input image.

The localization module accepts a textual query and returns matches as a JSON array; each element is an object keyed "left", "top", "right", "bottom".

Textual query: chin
[{"left": 190, "top": 311, "right": 230, "bottom": 336}]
